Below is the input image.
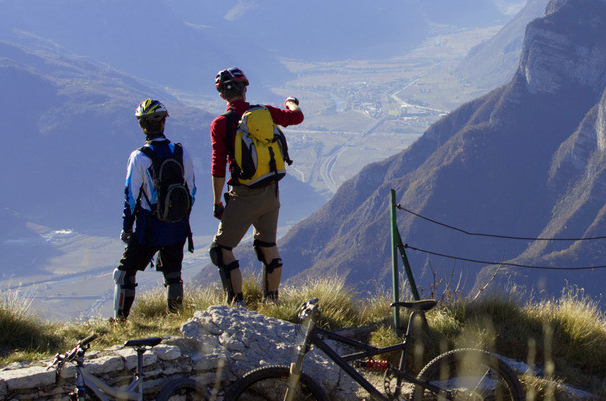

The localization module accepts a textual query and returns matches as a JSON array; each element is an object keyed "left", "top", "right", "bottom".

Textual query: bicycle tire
[
  {"left": 224, "top": 365, "right": 330, "bottom": 401},
  {"left": 156, "top": 377, "right": 210, "bottom": 401},
  {"left": 411, "top": 348, "right": 525, "bottom": 401}
]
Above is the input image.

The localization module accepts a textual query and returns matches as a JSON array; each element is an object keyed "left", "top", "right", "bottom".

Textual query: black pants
[
  {"left": 115, "top": 239, "right": 185, "bottom": 319},
  {"left": 118, "top": 238, "right": 185, "bottom": 273}
]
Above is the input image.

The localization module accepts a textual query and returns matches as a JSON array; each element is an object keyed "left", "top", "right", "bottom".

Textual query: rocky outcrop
[
  {"left": 182, "top": 306, "right": 360, "bottom": 400},
  {"left": 520, "top": 0, "right": 606, "bottom": 94},
  {"left": 0, "top": 306, "right": 360, "bottom": 400},
  {"left": 1, "top": 305, "right": 602, "bottom": 400}
]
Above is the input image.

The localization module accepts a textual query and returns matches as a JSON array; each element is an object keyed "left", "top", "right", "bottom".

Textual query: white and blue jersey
[{"left": 122, "top": 138, "right": 196, "bottom": 246}]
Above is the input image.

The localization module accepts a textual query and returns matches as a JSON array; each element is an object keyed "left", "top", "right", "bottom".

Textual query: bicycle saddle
[
  {"left": 124, "top": 337, "right": 163, "bottom": 348},
  {"left": 390, "top": 299, "right": 437, "bottom": 311}
]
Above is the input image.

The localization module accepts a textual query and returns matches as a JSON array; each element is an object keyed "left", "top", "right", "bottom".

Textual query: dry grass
[{"left": 0, "top": 277, "right": 604, "bottom": 399}]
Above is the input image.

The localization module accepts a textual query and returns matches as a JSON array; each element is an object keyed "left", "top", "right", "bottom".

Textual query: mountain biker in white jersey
[{"left": 113, "top": 99, "right": 196, "bottom": 321}]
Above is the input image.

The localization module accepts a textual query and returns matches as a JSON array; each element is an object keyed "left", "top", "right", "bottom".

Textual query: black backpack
[{"left": 139, "top": 142, "right": 191, "bottom": 223}]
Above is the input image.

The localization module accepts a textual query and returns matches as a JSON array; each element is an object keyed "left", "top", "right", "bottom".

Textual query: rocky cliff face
[
  {"left": 456, "top": 0, "right": 549, "bottom": 91},
  {"left": 521, "top": 0, "right": 606, "bottom": 95},
  {"left": 275, "top": 0, "right": 606, "bottom": 303}
]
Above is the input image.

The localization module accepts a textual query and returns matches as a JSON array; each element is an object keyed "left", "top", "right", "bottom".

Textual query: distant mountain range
[
  {"left": 0, "top": 0, "right": 288, "bottom": 98},
  {"left": 257, "top": 0, "right": 606, "bottom": 304},
  {"left": 0, "top": 39, "right": 211, "bottom": 234},
  {"left": 0, "top": 1, "right": 519, "bottom": 276},
  {"left": 0, "top": 0, "right": 509, "bottom": 97},
  {"left": 167, "top": 0, "right": 506, "bottom": 61},
  {"left": 2, "top": 0, "right": 565, "bottom": 321},
  {"left": 0, "top": 37, "right": 326, "bottom": 276}
]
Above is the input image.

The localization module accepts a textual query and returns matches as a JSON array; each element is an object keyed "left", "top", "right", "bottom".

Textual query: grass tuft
[{"left": 0, "top": 286, "right": 62, "bottom": 360}]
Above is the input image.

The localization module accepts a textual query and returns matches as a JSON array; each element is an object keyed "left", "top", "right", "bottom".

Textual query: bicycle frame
[
  {"left": 49, "top": 336, "right": 186, "bottom": 401},
  {"left": 72, "top": 346, "right": 147, "bottom": 401},
  {"left": 296, "top": 304, "right": 445, "bottom": 401},
  {"left": 76, "top": 365, "right": 141, "bottom": 400}
]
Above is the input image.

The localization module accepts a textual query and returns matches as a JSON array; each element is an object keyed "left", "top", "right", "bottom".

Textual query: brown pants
[{"left": 214, "top": 183, "right": 280, "bottom": 248}]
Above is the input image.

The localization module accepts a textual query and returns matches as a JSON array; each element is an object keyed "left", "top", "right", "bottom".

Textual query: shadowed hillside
[
  {"left": 0, "top": 38, "right": 330, "bottom": 283},
  {"left": 270, "top": 0, "right": 606, "bottom": 304},
  {"left": 0, "top": 39, "right": 215, "bottom": 236}
]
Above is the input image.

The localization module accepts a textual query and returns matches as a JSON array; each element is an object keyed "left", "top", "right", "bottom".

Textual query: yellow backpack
[{"left": 224, "top": 105, "right": 292, "bottom": 187}]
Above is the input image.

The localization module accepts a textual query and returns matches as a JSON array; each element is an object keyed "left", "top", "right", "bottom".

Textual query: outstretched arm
[
  {"left": 212, "top": 175, "right": 225, "bottom": 205},
  {"left": 268, "top": 97, "right": 304, "bottom": 127}
]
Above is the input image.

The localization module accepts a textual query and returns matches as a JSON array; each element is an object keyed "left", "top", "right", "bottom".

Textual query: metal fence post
[
  {"left": 390, "top": 189, "right": 401, "bottom": 334},
  {"left": 390, "top": 189, "right": 421, "bottom": 335}
]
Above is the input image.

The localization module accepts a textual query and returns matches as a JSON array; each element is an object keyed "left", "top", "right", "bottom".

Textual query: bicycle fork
[
  {"left": 72, "top": 360, "right": 87, "bottom": 401},
  {"left": 284, "top": 309, "right": 318, "bottom": 401}
]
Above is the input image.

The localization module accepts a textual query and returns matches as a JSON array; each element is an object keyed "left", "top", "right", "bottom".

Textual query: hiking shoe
[
  {"left": 108, "top": 317, "right": 127, "bottom": 326},
  {"left": 262, "top": 297, "right": 279, "bottom": 306},
  {"left": 263, "top": 290, "right": 279, "bottom": 304}
]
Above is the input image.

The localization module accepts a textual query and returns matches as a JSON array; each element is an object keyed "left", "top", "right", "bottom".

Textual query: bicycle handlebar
[
  {"left": 48, "top": 333, "right": 98, "bottom": 371},
  {"left": 79, "top": 333, "right": 99, "bottom": 347}
]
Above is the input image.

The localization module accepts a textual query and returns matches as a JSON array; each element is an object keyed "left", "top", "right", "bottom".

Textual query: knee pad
[
  {"left": 163, "top": 271, "right": 183, "bottom": 286},
  {"left": 210, "top": 242, "right": 241, "bottom": 304},
  {"left": 253, "top": 239, "right": 276, "bottom": 263},
  {"left": 114, "top": 268, "right": 138, "bottom": 290},
  {"left": 113, "top": 268, "right": 137, "bottom": 320},
  {"left": 265, "top": 258, "right": 283, "bottom": 274},
  {"left": 218, "top": 260, "right": 240, "bottom": 303},
  {"left": 261, "top": 258, "right": 282, "bottom": 299},
  {"left": 209, "top": 241, "right": 232, "bottom": 267}
]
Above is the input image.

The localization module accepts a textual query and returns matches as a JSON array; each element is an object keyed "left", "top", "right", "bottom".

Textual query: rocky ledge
[{"left": 0, "top": 305, "right": 599, "bottom": 400}]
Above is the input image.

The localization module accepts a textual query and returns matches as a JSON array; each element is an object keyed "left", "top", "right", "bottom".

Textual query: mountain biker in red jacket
[{"left": 209, "top": 67, "right": 303, "bottom": 306}]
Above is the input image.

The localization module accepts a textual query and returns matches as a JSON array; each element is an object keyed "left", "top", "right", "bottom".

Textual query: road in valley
[
  {"left": 318, "top": 114, "right": 387, "bottom": 193},
  {"left": 318, "top": 64, "right": 449, "bottom": 194}
]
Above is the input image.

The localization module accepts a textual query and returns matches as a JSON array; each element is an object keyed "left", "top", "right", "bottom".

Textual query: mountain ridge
[
  {"left": 456, "top": 0, "right": 549, "bottom": 90},
  {"left": 272, "top": 0, "right": 606, "bottom": 303}
]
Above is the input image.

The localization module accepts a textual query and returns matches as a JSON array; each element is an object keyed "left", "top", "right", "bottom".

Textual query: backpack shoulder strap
[
  {"left": 138, "top": 145, "right": 157, "bottom": 161},
  {"left": 172, "top": 142, "right": 184, "bottom": 165},
  {"left": 222, "top": 108, "right": 240, "bottom": 155},
  {"left": 136, "top": 146, "right": 156, "bottom": 209},
  {"left": 275, "top": 128, "right": 293, "bottom": 165}
]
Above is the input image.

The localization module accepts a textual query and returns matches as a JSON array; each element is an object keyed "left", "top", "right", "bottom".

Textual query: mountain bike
[
  {"left": 225, "top": 298, "right": 525, "bottom": 401},
  {"left": 48, "top": 333, "right": 210, "bottom": 400}
]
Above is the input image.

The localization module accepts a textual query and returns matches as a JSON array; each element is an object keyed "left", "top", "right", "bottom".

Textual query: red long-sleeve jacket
[{"left": 210, "top": 99, "right": 304, "bottom": 180}]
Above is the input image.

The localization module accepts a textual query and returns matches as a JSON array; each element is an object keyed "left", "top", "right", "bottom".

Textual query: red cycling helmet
[{"left": 215, "top": 67, "right": 249, "bottom": 92}]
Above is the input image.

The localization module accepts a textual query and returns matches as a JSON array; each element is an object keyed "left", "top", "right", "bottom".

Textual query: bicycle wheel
[
  {"left": 156, "top": 378, "right": 210, "bottom": 401},
  {"left": 224, "top": 365, "right": 330, "bottom": 401},
  {"left": 412, "top": 349, "right": 525, "bottom": 401}
]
